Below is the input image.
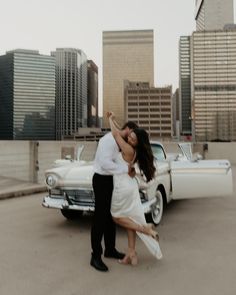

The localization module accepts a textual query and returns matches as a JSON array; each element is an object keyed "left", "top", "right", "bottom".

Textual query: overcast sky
[{"left": 1, "top": 0, "right": 236, "bottom": 113}]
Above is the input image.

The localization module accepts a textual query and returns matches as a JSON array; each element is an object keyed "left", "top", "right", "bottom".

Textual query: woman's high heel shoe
[
  {"left": 151, "top": 231, "right": 159, "bottom": 242},
  {"left": 138, "top": 223, "right": 160, "bottom": 241},
  {"left": 118, "top": 254, "right": 131, "bottom": 265},
  {"left": 146, "top": 224, "right": 160, "bottom": 241},
  {"left": 130, "top": 252, "right": 138, "bottom": 266},
  {"left": 118, "top": 252, "right": 138, "bottom": 266}
]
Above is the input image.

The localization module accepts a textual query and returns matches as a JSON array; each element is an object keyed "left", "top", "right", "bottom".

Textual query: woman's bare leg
[
  {"left": 119, "top": 229, "right": 138, "bottom": 265},
  {"left": 113, "top": 216, "right": 158, "bottom": 239},
  {"left": 127, "top": 229, "right": 136, "bottom": 250}
]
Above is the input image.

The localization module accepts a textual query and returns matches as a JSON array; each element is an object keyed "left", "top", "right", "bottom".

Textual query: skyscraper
[
  {"left": 179, "top": 36, "right": 192, "bottom": 136},
  {"left": 51, "top": 48, "right": 87, "bottom": 140},
  {"left": 103, "top": 30, "right": 154, "bottom": 127},
  {"left": 195, "top": 0, "right": 234, "bottom": 31},
  {"left": 87, "top": 60, "right": 99, "bottom": 127},
  {"left": 191, "top": 29, "right": 236, "bottom": 141},
  {"left": 0, "top": 49, "right": 55, "bottom": 140},
  {"left": 179, "top": 0, "right": 235, "bottom": 140}
]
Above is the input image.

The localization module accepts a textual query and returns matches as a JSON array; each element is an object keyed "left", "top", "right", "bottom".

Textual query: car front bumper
[
  {"left": 42, "top": 195, "right": 95, "bottom": 212},
  {"left": 42, "top": 191, "right": 157, "bottom": 214}
]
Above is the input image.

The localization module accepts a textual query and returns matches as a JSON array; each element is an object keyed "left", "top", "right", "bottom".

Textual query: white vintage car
[{"left": 42, "top": 142, "right": 233, "bottom": 225}]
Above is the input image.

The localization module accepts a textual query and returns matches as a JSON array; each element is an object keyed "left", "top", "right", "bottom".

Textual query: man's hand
[{"left": 128, "top": 165, "right": 136, "bottom": 178}]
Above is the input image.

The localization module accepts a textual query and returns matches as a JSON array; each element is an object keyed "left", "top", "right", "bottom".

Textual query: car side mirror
[
  {"left": 175, "top": 154, "right": 182, "bottom": 161},
  {"left": 192, "top": 153, "right": 203, "bottom": 162}
]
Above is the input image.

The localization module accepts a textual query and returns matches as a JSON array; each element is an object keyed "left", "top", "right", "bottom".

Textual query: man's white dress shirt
[{"left": 93, "top": 132, "right": 128, "bottom": 175}]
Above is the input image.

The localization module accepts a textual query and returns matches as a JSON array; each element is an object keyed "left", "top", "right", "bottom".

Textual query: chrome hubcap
[{"left": 152, "top": 191, "right": 163, "bottom": 224}]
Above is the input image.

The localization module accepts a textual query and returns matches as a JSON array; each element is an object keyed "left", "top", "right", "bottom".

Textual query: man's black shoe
[
  {"left": 90, "top": 256, "right": 108, "bottom": 272},
  {"left": 104, "top": 249, "right": 125, "bottom": 260}
]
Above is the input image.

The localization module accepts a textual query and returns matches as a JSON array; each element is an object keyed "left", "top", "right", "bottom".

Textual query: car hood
[
  {"left": 45, "top": 159, "right": 169, "bottom": 189},
  {"left": 45, "top": 161, "right": 94, "bottom": 188}
]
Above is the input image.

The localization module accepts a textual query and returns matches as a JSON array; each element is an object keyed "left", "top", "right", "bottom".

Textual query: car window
[{"left": 151, "top": 144, "right": 166, "bottom": 161}]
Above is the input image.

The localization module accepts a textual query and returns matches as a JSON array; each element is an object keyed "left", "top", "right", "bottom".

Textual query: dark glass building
[
  {"left": 0, "top": 49, "right": 55, "bottom": 140},
  {"left": 87, "top": 60, "right": 99, "bottom": 127},
  {"left": 51, "top": 48, "right": 88, "bottom": 140},
  {"left": 179, "top": 36, "right": 192, "bottom": 136}
]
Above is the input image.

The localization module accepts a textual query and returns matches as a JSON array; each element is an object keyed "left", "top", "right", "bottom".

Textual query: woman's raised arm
[{"left": 107, "top": 112, "right": 134, "bottom": 160}]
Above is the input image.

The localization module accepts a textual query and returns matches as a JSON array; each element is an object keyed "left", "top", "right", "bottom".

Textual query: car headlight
[{"left": 46, "top": 174, "right": 58, "bottom": 188}]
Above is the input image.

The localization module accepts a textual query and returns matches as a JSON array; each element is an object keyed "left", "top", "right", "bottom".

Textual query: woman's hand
[
  {"left": 106, "top": 111, "right": 115, "bottom": 119},
  {"left": 128, "top": 164, "right": 136, "bottom": 178}
]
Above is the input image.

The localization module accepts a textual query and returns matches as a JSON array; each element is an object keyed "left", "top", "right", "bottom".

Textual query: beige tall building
[
  {"left": 125, "top": 81, "right": 172, "bottom": 140},
  {"left": 191, "top": 29, "right": 236, "bottom": 141},
  {"left": 103, "top": 30, "right": 154, "bottom": 127}
]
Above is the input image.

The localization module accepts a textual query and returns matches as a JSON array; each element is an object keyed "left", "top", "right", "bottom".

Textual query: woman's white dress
[{"left": 111, "top": 153, "right": 162, "bottom": 260}]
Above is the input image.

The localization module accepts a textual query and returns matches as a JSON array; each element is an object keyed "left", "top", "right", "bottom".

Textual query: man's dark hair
[{"left": 121, "top": 121, "right": 139, "bottom": 130}]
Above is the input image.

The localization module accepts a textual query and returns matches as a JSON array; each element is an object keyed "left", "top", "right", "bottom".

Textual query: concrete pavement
[
  {"left": 0, "top": 166, "right": 235, "bottom": 295},
  {"left": 0, "top": 175, "right": 46, "bottom": 200},
  {"left": 0, "top": 176, "right": 236, "bottom": 294}
]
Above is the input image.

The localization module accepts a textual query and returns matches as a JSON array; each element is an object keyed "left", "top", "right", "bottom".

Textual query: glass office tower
[
  {"left": 179, "top": 36, "right": 192, "bottom": 136},
  {"left": 51, "top": 48, "right": 88, "bottom": 140},
  {"left": 87, "top": 60, "right": 99, "bottom": 127},
  {"left": 0, "top": 49, "right": 55, "bottom": 140}
]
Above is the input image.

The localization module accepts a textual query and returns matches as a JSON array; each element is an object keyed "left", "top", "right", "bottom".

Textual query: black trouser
[{"left": 91, "top": 173, "right": 116, "bottom": 258}]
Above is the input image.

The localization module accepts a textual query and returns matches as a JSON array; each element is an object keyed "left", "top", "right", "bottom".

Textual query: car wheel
[
  {"left": 60, "top": 209, "right": 83, "bottom": 220},
  {"left": 146, "top": 189, "right": 164, "bottom": 225}
]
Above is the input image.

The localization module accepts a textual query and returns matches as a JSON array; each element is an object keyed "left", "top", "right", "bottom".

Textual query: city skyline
[{"left": 1, "top": 0, "right": 236, "bottom": 115}]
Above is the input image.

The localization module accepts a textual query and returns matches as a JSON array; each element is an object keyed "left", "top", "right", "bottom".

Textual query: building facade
[
  {"left": 51, "top": 48, "right": 88, "bottom": 140},
  {"left": 125, "top": 81, "right": 172, "bottom": 140},
  {"left": 103, "top": 30, "right": 154, "bottom": 127},
  {"left": 172, "top": 88, "right": 180, "bottom": 138},
  {"left": 191, "top": 29, "right": 236, "bottom": 141},
  {"left": 179, "top": 36, "right": 192, "bottom": 136},
  {"left": 87, "top": 60, "right": 99, "bottom": 127},
  {"left": 195, "top": 0, "right": 234, "bottom": 31},
  {"left": 0, "top": 49, "right": 55, "bottom": 140}
]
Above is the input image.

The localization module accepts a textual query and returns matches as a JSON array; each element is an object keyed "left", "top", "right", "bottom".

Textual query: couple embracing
[{"left": 90, "top": 112, "right": 162, "bottom": 272}]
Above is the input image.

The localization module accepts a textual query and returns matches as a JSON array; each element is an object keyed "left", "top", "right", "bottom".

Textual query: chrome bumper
[
  {"left": 42, "top": 194, "right": 156, "bottom": 214},
  {"left": 42, "top": 195, "right": 95, "bottom": 212}
]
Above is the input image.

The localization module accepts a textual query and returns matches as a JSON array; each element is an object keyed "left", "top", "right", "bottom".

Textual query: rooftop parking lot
[{"left": 0, "top": 167, "right": 235, "bottom": 295}]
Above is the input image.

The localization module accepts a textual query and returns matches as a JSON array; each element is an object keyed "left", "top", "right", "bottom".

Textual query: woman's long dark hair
[{"left": 133, "top": 128, "right": 156, "bottom": 182}]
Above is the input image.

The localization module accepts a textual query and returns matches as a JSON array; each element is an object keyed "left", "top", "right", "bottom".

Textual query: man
[{"left": 90, "top": 121, "right": 138, "bottom": 272}]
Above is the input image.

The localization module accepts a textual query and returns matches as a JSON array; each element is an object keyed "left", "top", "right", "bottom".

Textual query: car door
[{"left": 170, "top": 158, "right": 233, "bottom": 200}]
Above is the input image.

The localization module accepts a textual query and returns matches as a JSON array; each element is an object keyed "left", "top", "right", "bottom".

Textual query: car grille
[
  {"left": 50, "top": 189, "right": 95, "bottom": 206},
  {"left": 49, "top": 189, "right": 146, "bottom": 207},
  {"left": 64, "top": 189, "right": 95, "bottom": 206}
]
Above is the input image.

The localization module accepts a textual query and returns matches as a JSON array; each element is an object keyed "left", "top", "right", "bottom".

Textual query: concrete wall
[
  {"left": 0, "top": 141, "right": 31, "bottom": 181},
  {"left": 203, "top": 142, "right": 236, "bottom": 164},
  {"left": 0, "top": 141, "right": 98, "bottom": 184},
  {"left": 0, "top": 140, "right": 235, "bottom": 184}
]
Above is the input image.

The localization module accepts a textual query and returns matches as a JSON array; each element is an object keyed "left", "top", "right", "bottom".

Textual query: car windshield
[{"left": 151, "top": 144, "right": 166, "bottom": 161}]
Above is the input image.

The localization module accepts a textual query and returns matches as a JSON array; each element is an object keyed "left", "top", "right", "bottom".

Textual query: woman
[{"left": 107, "top": 112, "right": 162, "bottom": 265}]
